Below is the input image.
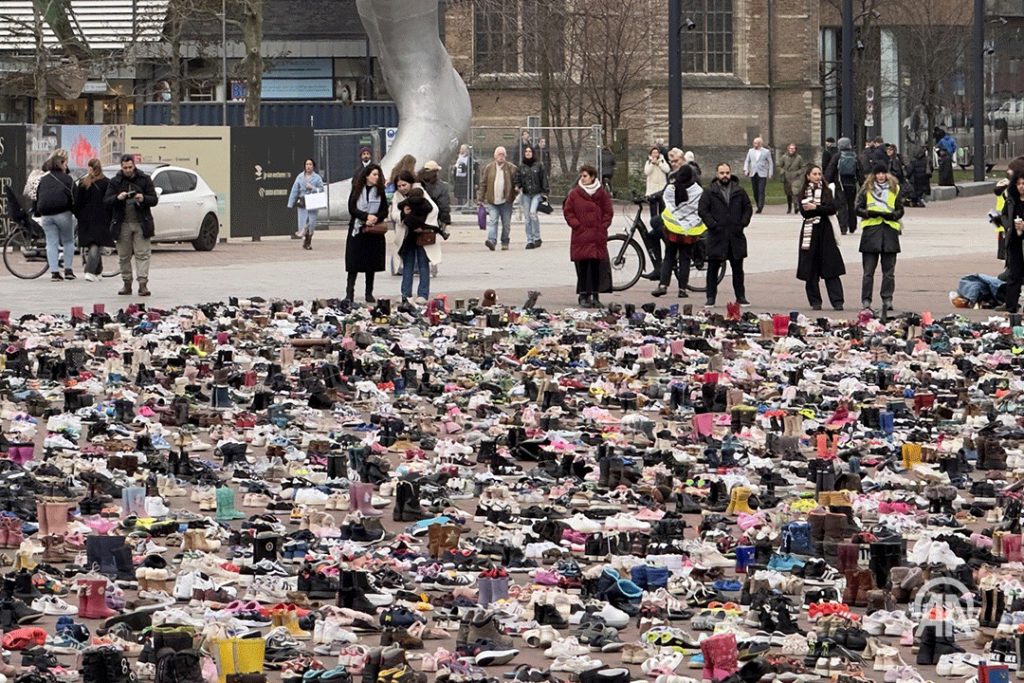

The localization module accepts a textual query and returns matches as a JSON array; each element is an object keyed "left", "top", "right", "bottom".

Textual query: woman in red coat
[{"left": 563, "top": 164, "right": 614, "bottom": 308}]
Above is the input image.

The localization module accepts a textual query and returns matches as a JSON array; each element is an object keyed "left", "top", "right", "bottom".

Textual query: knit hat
[
  {"left": 871, "top": 163, "right": 888, "bottom": 175},
  {"left": 677, "top": 163, "right": 694, "bottom": 186},
  {"left": 359, "top": 147, "right": 371, "bottom": 155},
  {"left": 837, "top": 137, "right": 853, "bottom": 151},
  {"left": 684, "top": 151, "right": 695, "bottom": 163}
]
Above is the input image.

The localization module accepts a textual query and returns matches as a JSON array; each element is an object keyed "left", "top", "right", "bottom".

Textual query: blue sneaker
[
  {"left": 645, "top": 565, "right": 670, "bottom": 589},
  {"left": 767, "top": 553, "right": 806, "bottom": 571},
  {"left": 712, "top": 579, "right": 742, "bottom": 592}
]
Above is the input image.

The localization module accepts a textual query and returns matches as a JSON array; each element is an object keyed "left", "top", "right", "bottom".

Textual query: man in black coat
[
  {"left": 697, "top": 162, "right": 753, "bottom": 307},
  {"left": 821, "top": 137, "right": 837, "bottom": 173},
  {"left": 104, "top": 154, "right": 158, "bottom": 296}
]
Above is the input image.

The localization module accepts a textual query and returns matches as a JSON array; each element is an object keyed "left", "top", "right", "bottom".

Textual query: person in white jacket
[
  {"left": 652, "top": 163, "right": 703, "bottom": 298},
  {"left": 389, "top": 171, "right": 442, "bottom": 303},
  {"left": 644, "top": 147, "right": 671, "bottom": 219}
]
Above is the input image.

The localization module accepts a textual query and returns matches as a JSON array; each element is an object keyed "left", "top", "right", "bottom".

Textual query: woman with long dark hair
[
  {"left": 796, "top": 164, "right": 845, "bottom": 310},
  {"left": 286, "top": 158, "right": 325, "bottom": 250},
  {"left": 74, "top": 158, "right": 112, "bottom": 281},
  {"left": 346, "top": 163, "right": 389, "bottom": 303},
  {"left": 1001, "top": 170, "right": 1024, "bottom": 313}
]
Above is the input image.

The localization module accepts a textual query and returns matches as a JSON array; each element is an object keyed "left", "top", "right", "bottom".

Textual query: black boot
[
  {"left": 327, "top": 453, "right": 348, "bottom": 480},
  {"left": 112, "top": 543, "right": 137, "bottom": 586},
  {"left": 303, "top": 232, "right": 313, "bottom": 250}
]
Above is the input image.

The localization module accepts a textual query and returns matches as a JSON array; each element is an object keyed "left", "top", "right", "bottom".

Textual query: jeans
[
  {"left": 486, "top": 202, "right": 513, "bottom": 245},
  {"left": 118, "top": 221, "right": 152, "bottom": 283},
  {"left": 41, "top": 212, "right": 75, "bottom": 273},
  {"left": 861, "top": 252, "right": 897, "bottom": 307},
  {"left": 401, "top": 246, "right": 430, "bottom": 300},
  {"left": 520, "top": 193, "right": 542, "bottom": 244},
  {"left": 297, "top": 208, "right": 319, "bottom": 235},
  {"left": 751, "top": 175, "right": 768, "bottom": 211},
  {"left": 660, "top": 240, "right": 695, "bottom": 289},
  {"left": 706, "top": 258, "right": 746, "bottom": 303}
]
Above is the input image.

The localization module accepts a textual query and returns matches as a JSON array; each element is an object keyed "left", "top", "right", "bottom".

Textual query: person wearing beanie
[
  {"left": 855, "top": 163, "right": 903, "bottom": 318},
  {"left": 652, "top": 163, "right": 704, "bottom": 298},
  {"left": 824, "top": 136, "right": 864, "bottom": 234},
  {"left": 353, "top": 147, "right": 373, "bottom": 178}
]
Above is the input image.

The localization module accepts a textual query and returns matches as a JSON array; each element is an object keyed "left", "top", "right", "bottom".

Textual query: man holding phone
[{"left": 104, "top": 154, "right": 158, "bottom": 296}]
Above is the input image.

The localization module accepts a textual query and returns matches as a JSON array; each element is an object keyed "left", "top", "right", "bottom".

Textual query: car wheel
[{"left": 191, "top": 214, "right": 219, "bottom": 251}]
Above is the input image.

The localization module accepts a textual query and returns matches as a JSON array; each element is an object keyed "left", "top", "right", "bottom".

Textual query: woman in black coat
[
  {"left": 1001, "top": 170, "right": 1024, "bottom": 313},
  {"left": 796, "top": 164, "right": 845, "bottom": 310},
  {"left": 346, "top": 163, "right": 389, "bottom": 303},
  {"left": 74, "top": 158, "right": 112, "bottom": 281}
]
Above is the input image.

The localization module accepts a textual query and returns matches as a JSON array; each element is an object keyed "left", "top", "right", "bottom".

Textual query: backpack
[
  {"left": 155, "top": 647, "right": 204, "bottom": 683},
  {"left": 837, "top": 151, "right": 858, "bottom": 179}
]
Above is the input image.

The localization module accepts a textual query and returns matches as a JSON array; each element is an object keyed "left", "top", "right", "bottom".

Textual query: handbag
[
  {"left": 416, "top": 230, "right": 437, "bottom": 247},
  {"left": 304, "top": 190, "right": 328, "bottom": 211},
  {"left": 537, "top": 197, "right": 553, "bottom": 214},
  {"left": 362, "top": 223, "right": 388, "bottom": 236}
]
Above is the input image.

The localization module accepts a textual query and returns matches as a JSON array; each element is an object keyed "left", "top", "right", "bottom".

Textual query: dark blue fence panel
[{"left": 136, "top": 102, "right": 398, "bottom": 128}]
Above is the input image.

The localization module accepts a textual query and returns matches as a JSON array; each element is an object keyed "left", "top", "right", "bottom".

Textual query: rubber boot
[
  {"left": 215, "top": 487, "right": 245, "bottom": 521},
  {"left": 304, "top": 232, "right": 313, "bottom": 251},
  {"left": 726, "top": 486, "right": 754, "bottom": 515},
  {"left": 35, "top": 502, "right": 49, "bottom": 537},
  {"left": 352, "top": 482, "right": 383, "bottom": 517},
  {"left": 477, "top": 576, "right": 493, "bottom": 606},
  {"left": 46, "top": 502, "right": 70, "bottom": 536},
  {"left": 77, "top": 578, "right": 117, "bottom": 619}
]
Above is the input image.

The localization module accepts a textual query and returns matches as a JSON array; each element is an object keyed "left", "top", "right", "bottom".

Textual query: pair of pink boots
[{"left": 700, "top": 633, "right": 739, "bottom": 681}]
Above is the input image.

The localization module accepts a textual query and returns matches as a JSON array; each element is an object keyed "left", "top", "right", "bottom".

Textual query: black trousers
[
  {"left": 861, "top": 252, "right": 897, "bottom": 306},
  {"left": 805, "top": 275, "right": 845, "bottom": 308},
  {"left": 346, "top": 271, "right": 376, "bottom": 298},
  {"left": 1005, "top": 241, "right": 1024, "bottom": 311},
  {"left": 783, "top": 182, "right": 795, "bottom": 211},
  {"left": 645, "top": 210, "right": 664, "bottom": 269},
  {"left": 751, "top": 176, "right": 767, "bottom": 211},
  {"left": 839, "top": 185, "right": 858, "bottom": 234},
  {"left": 706, "top": 258, "right": 745, "bottom": 302},
  {"left": 575, "top": 259, "right": 601, "bottom": 294},
  {"left": 660, "top": 240, "right": 695, "bottom": 289}
]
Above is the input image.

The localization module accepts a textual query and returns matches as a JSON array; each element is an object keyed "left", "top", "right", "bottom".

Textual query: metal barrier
[
  {"left": 313, "top": 128, "right": 382, "bottom": 227},
  {"left": 441, "top": 125, "right": 603, "bottom": 212}
]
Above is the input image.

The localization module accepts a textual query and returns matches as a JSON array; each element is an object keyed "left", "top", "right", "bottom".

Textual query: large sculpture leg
[{"left": 327, "top": 0, "right": 472, "bottom": 220}]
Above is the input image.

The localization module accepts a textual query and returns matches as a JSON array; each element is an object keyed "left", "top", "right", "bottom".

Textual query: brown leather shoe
[
  {"left": 138, "top": 282, "right": 151, "bottom": 297},
  {"left": 118, "top": 282, "right": 132, "bottom": 295}
]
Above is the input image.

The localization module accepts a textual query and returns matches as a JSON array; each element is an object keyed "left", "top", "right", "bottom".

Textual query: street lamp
[
  {"left": 221, "top": 0, "right": 227, "bottom": 126},
  {"left": 972, "top": 0, "right": 985, "bottom": 181},
  {"left": 840, "top": 3, "right": 879, "bottom": 144},
  {"left": 668, "top": 1, "right": 697, "bottom": 149}
]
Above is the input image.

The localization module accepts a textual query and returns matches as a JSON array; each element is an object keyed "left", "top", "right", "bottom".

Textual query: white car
[{"left": 104, "top": 164, "right": 220, "bottom": 251}]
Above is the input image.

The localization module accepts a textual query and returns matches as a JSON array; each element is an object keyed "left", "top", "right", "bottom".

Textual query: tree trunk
[
  {"left": 32, "top": 0, "right": 47, "bottom": 124},
  {"left": 241, "top": 0, "right": 263, "bottom": 127},
  {"left": 168, "top": 2, "right": 182, "bottom": 125}
]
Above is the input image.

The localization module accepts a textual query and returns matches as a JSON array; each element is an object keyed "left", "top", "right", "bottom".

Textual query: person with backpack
[
  {"left": 34, "top": 149, "right": 76, "bottom": 281},
  {"left": 824, "top": 137, "right": 863, "bottom": 235},
  {"left": 856, "top": 163, "right": 904, "bottom": 318}
]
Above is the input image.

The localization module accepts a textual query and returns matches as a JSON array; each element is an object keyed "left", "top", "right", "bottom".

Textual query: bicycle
[{"left": 607, "top": 193, "right": 726, "bottom": 293}]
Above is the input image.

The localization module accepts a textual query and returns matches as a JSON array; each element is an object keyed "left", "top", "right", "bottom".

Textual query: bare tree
[
  {"left": 232, "top": 0, "right": 264, "bottom": 126},
  {"left": 159, "top": 0, "right": 221, "bottom": 124}
]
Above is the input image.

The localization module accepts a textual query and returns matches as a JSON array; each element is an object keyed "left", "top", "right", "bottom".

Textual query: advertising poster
[
  {"left": 230, "top": 127, "right": 314, "bottom": 238},
  {"left": 0, "top": 125, "right": 27, "bottom": 238}
]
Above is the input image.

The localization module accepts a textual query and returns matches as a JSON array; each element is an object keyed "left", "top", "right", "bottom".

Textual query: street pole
[
  {"left": 222, "top": 0, "right": 228, "bottom": 126},
  {"left": 841, "top": 0, "right": 854, "bottom": 144},
  {"left": 668, "top": 0, "right": 682, "bottom": 149},
  {"left": 973, "top": 0, "right": 985, "bottom": 181}
]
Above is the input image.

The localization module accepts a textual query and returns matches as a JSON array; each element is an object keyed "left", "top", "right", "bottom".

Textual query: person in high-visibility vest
[
  {"left": 1001, "top": 171, "right": 1024, "bottom": 313},
  {"left": 855, "top": 163, "right": 904, "bottom": 318},
  {"left": 652, "top": 163, "right": 704, "bottom": 298}
]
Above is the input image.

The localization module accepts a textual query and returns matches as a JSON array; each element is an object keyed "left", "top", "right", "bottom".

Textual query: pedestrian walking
[
  {"left": 34, "top": 149, "right": 76, "bottom": 282},
  {"left": 515, "top": 145, "right": 549, "bottom": 250},
  {"left": 777, "top": 144, "right": 805, "bottom": 214},
  {"left": 856, "top": 164, "right": 904, "bottom": 317},
  {"left": 743, "top": 137, "right": 773, "bottom": 213},
  {"left": 885, "top": 144, "right": 907, "bottom": 186},
  {"left": 477, "top": 146, "right": 517, "bottom": 251},
  {"left": 451, "top": 145, "right": 477, "bottom": 206},
  {"left": 562, "top": 164, "right": 613, "bottom": 309},
  {"left": 698, "top": 163, "right": 753, "bottom": 307},
  {"left": 104, "top": 154, "right": 158, "bottom": 296},
  {"left": 796, "top": 164, "right": 845, "bottom": 311},
  {"left": 1001, "top": 170, "right": 1024, "bottom": 313},
  {"left": 643, "top": 146, "right": 671, "bottom": 220},
  {"left": 536, "top": 137, "right": 552, "bottom": 171},
  {"left": 287, "top": 159, "right": 325, "bottom": 250},
  {"left": 823, "top": 137, "right": 863, "bottom": 234},
  {"left": 391, "top": 171, "right": 441, "bottom": 303},
  {"left": 345, "top": 163, "right": 389, "bottom": 304},
  {"left": 651, "top": 163, "right": 703, "bottom": 298},
  {"left": 74, "top": 158, "right": 112, "bottom": 282}
]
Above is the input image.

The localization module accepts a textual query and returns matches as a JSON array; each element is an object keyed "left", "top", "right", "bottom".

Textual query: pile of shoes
[{"left": 0, "top": 297, "right": 1023, "bottom": 683}]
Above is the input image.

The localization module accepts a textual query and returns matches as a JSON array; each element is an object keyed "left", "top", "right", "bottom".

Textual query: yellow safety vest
[
  {"left": 661, "top": 206, "right": 706, "bottom": 237},
  {"left": 860, "top": 189, "right": 901, "bottom": 232},
  {"left": 997, "top": 194, "right": 1006, "bottom": 234}
]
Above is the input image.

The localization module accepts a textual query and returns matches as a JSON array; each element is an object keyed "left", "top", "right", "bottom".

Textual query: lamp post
[
  {"left": 221, "top": 0, "right": 227, "bottom": 125},
  {"left": 972, "top": 0, "right": 985, "bottom": 181},
  {"left": 668, "top": 0, "right": 682, "bottom": 149},
  {"left": 840, "top": 0, "right": 854, "bottom": 143}
]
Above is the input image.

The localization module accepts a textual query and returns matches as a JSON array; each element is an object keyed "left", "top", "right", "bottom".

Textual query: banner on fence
[{"left": 230, "top": 127, "right": 314, "bottom": 238}]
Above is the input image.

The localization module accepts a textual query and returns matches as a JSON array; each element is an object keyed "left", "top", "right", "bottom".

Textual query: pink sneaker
[
  {"left": 561, "top": 529, "right": 586, "bottom": 545},
  {"left": 533, "top": 569, "right": 559, "bottom": 586},
  {"left": 635, "top": 508, "right": 666, "bottom": 522}
]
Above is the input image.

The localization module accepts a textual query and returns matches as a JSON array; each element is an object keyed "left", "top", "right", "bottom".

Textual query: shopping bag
[
  {"left": 477, "top": 204, "right": 487, "bottom": 230},
  {"left": 304, "top": 190, "right": 328, "bottom": 211}
]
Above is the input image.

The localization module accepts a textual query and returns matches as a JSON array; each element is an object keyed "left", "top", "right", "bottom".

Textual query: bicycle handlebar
[{"left": 631, "top": 191, "right": 663, "bottom": 205}]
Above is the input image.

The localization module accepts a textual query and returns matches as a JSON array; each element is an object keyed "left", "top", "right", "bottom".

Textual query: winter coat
[
  {"left": 390, "top": 184, "right": 443, "bottom": 265},
  {"left": 397, "top": 195, "right": 434, "bottom": 255},
  {"left": 74, "top": 176, "right": 113, "bottom": 248},
  {"left": 422, "top": 178, "right": 452, "bottom": 226},
  {"left": 824, "top": 150, "right": 864, "bottom": 190},
  {"left": 644, "top": 158, "right": 670, "bottom": 196},
  {"left": 937, "top": 154, "right": 955, "bottom": 186},
  {"left": 856, "top": 185, "right": 904, "bottom": 254},
  {"left": 796, "top": 185, "right": 845, "bottom": 281},
  {"left": 287, "top": 172, "right": 325, "bottom": 209},
  {"left": 1001, "top": 187, "right": 1024, "bottom": 254},
  {"left": 477, "top": 161, "right": 517, "bottom": 205},
  {"left": 909, "top": 153, "right": 931, "bottom": 196},
  {"left": 35, "top": 169, "right": 75, "bottom": 217},
  {"left": 821, "top": 146, "right": 838, "bottom": 173},
  {"left": 515, "top": 161, "right": 548, "bottom": 196},
  {"left": 744, "top": 147, "right": 773, "bottom": 178},
  {"left": 346, "top": 186, "right": 389, "bottom": 273},
  {"left": 777, "top": 153, "right": 806, "bottom": 194},
  {"left": 697, "top": 176, "right": 753, "bottom": 261},
  {"left": 562, "top": 185, "right": 613, "bottom": 262},
  {"left": 886, "top": 154, "right": 907, "bottom": 184},
  {"left": 104, "top": 170, "right": 159, "bottom": 238}
]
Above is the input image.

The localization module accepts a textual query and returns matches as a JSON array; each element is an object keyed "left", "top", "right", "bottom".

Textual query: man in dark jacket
[
  {"left": 418, "top": 160, "right": 452, "bottom": 239},
  {"left": 821, "top": 137, "right": 837, "bottom": 174},
  {"left": 824, "top": 137, "right": 863, "bottom": 234},
  {"left": 697, "top": 163, "right": 753, "bottom": 307},
  {"left": 104, "top": 154, "right": 158, "bottom": 296}
]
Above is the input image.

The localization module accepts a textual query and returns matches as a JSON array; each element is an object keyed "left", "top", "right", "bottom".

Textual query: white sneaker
[
  {"left": 522, "top": 624, "right": 560, "bottom": 648},
  {"left": 544, "top": 636, "right": 590, "bottom": 658},
  {"left": 570, "top": 603, "right": 629, "bottom": 629},
  {"left": 83, "top": 273, "right": 98, "bottom": 282},
  {"left": 31, "top": 595, "right": 78, "bottom": 616},
  {"left": 550, "top": 655, "right": 602, "bottom": 674},
  {"left": 926, "top": 541, "right": 964, "bottom": 569},
  {"left": 936, "top": 652, "right": 981, "bottom": 677},
  {"left": 565, "top": 514, "right": 603, "bottom": 534},
  {"left": 294, "top": 488, "right": 329, "bottom": 505},
  {"left": 144, "top": 496, "right": 171, "bottom": 517}
]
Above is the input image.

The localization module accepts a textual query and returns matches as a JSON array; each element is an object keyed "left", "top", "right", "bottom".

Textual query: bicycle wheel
[
  {"left": 685, "top": 240, "right": 727, "bottom": 293},
  {"left": 3, "top": 229, "right": 49, "bottom": 280},
  {"left": 606, "top": 234, "right": 644, "bottom": 292}
]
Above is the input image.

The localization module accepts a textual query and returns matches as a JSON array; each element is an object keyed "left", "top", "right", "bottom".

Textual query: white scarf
[
  {"left": 579, "top": 177, "right": 602, "bottom": 196},
  {"left": 871, "top": 181, "right": 890, "bottom": 207},
  {"left": 355, "top": 186, "right": 381, "bottom": 233},
  {"left": 800, "top": 183, "right": 822, "bottom": 251}
]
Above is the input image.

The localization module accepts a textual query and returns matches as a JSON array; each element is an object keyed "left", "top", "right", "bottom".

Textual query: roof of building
[{"left": 0, "top": 0, "right": 168, "bottom": 52}]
